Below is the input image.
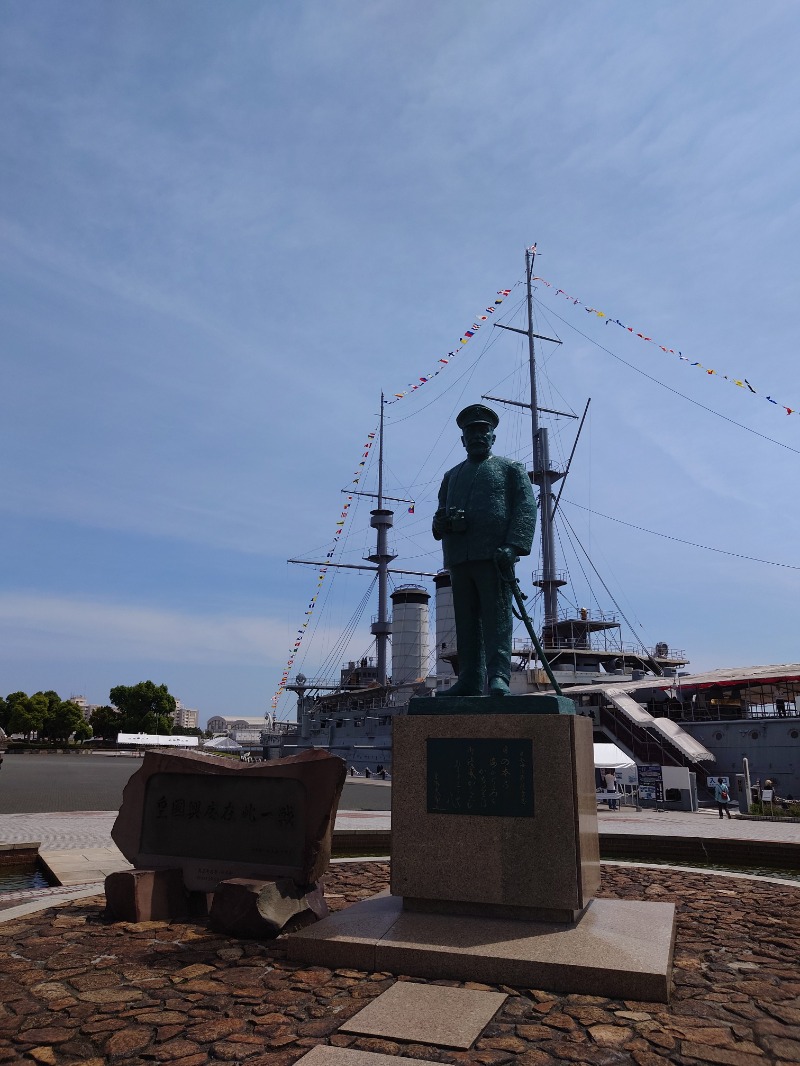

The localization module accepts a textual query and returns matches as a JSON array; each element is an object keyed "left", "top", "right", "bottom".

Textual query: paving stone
[
  {"left": 17, "top": 1027, "right": 73, "bottom": 1044},
  {"left": 103, "top": 1026, "right": 153, "bottom": 1058},
  {"left": 76, "top": 986, "right": 143, "bottom": 1003},
  {"left": 28, "top": 1048, "right": 58, "bottom": 1065},
  {"left": 149, "top": 1037, "right": 203, "bottom": 1060},
  {"left": 760, "top": 1035, "right": 800, "bottom": 1059},
  {"left": 294, "top": 1050, "right": 440, "bottom": 1065},
  {"left": 184, "top": 1018, "right": 246, "bottom": 1042},
  {"left": 342, "top": 982, "right": 506, "bottom": 1049},
  {"left": 587, "top": 1023, "right": 635, "bottom": 1046}
]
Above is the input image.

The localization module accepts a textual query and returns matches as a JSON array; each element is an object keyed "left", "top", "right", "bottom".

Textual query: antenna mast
[
  {"left": 525, "top": 247, "right": 566, "bottom": 636},
  {"left": 368, "top": 392, "right": 394, "bottom": 685}
]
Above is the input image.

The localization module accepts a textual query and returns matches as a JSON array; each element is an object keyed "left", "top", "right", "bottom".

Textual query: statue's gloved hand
[
  {"left": 432, "top": 510, "right": 446, "bottom": 539},
  {"left": 494, "top": 545, "right": 517, "bottom": 571}
]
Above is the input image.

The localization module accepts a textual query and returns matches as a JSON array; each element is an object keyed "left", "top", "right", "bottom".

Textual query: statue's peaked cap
[{"left": 456, "top": 403, "right": 499, "bottom": 429}]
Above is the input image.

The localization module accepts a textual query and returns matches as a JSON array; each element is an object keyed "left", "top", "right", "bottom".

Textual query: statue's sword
[{"left": 507, "top": 573, "right": 563, "bottom": 696}]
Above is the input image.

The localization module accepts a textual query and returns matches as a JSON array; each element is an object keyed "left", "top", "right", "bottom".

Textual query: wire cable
[
  {"left": 534, "top": 298, "right": 800, "bottom": 457},
  {"left": 562, "top": 498, "right": 800, "bottom": 571},
  {"left": 559, "top": 510, "right": 650, "bottom": 655}
]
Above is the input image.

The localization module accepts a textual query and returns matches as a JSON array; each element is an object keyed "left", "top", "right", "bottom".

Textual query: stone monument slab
[
  {"left": 340, "top": 980, "right": 506, "bottom": 1048},
  {"left": 391, "top": 712, "right": 600, "bottom": 923},
  {"left": 295, "top": 1050, "right": 440, "bottom": 1066},
  {"left": 112, "top": 748, "right": 345, "bottom": 891}
]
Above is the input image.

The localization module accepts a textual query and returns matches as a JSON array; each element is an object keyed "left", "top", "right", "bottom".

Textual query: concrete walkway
[{"left": 4, "top": 805, "right": 800, "bottom": 851}]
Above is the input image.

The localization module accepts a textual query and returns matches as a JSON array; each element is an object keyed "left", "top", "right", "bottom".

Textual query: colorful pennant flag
[{"left": 532, "top": 274, "right": 799, "bottom": 419}]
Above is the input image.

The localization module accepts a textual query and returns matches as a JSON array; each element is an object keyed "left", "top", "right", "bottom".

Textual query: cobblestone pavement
[{"left": 0, "top": 863, "right": 798, "bottom": 1066}]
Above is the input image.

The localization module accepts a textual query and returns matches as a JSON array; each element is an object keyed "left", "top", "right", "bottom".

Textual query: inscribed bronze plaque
[
  {"left": 141, "top": 772, "right": 305, "bottom": 867},
  {"left": 426, "top": 738, "right": 534, "bottom": 817}
]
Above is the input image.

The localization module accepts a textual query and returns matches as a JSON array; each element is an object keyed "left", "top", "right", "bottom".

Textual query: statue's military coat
[{"left": 434, "top": 455, "right": 537, "bottom": 566}]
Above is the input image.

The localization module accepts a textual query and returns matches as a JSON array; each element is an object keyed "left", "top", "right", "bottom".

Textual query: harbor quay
[{"left": 0, "top": 804, "right": 798, "bottom": 1064}]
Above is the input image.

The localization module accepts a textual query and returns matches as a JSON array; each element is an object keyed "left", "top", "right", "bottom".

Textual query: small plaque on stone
[{"left": 426, "top": 738, "right": 534, "bottom": 817}]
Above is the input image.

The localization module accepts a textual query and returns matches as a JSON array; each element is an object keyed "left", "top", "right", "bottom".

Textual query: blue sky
[{"left": 2, "top": 2, "right": 799, "bottom": 725}]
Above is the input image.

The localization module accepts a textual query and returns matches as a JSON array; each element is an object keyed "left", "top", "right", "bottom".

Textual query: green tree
[
  {"left": 49, "top": 700, "right": 84, "bottom": 743},
  {"left": 73, "top": 719, "right": 93, "bottom": 743},
  {"left": 89, "top": 705, "right": 121, "bottom": 740},
  {"left": 6, "top": 692, "right": 43, "bottom": 740},
  {"left": 31, "top": 690, "right": 61, "bottom": 741},
  {"left": 0, "top": 695, "right": 8, "bottom": 734},
  {"left": 109, "top": 681, "right": 176, "bottom": 735}
]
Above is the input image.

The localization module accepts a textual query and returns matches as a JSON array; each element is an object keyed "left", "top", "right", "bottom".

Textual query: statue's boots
[
  {"left": 489, "top": 677, "right": 511, "bottom": 696},
  {"left": 440, "top": 680, "right": 484, "bottom": 698}
]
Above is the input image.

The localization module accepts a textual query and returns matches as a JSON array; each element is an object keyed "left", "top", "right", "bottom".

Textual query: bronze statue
[{"left": 433, "top": 404, "right": 537, "bottom": 696}]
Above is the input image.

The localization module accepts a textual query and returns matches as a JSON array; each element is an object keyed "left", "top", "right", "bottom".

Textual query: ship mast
[
  {"left": 368, "top": 392, "right": 394, "bottom": 685},
  {"left": 288, "top": 391, "right": 433, "bottom": 690},
  {"left": 525, "top": 247, "right": 567, "bottom": 635},
  {"left": 486, "top": 246, "right": 572, "bottom": 640}
]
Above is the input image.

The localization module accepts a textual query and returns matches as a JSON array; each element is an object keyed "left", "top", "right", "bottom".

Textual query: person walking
[
  {"left": 604, "top": 769, "right": 618, "bottom": 811},
  {"left": 713, "top": 777, "right": 732, "bottom": 819}
]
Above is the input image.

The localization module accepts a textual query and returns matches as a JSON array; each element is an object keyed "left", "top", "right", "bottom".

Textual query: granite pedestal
[
  {"left": 392, "top": 708, "right": 599, "bottom": 922},
  {"left": 286, "top": 698, "right": 676, "bottom": 1000}
]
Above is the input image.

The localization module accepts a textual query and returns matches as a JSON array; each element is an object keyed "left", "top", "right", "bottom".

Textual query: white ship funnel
[
  {"left": 434, "top": 570, "right": 457, "bottom": 677},
  {"left": 390, "top": 585, "right": 430, "bottom": 684}
]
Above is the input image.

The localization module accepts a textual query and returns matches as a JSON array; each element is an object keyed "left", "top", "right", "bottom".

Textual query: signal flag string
[{"left": 532, "top": 274, "right": 797, "bottom": 418}]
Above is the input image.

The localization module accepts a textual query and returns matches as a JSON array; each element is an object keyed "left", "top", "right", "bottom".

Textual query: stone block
[
  {"left": 295, "top": 1049, "right": 439, "bottom": 1066},
  {"left": 340, "top": 980, "right": 506, "bottom": 1048},
  {"left": 208, "top": 877, "right": 328, "bottom": 938},
  {"left": 390, "top": 713, "right": 599, "bottom": 922},
  {"left": 287, "top": 894, "right": 676, "bottom": 1002},
  {"left": 104, "top": 868, "right": 188, "bottom": 922},
  {"left": 111, "top": 747, "right": 346, "bottom": 891}
]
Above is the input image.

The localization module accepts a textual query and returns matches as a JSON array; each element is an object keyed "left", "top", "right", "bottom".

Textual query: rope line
[
  {"left": 535, "top": 299, "right": 800, "bottom": 456},
  {"left": 562, "top": 498, "right": 800, "bottom": 571}
]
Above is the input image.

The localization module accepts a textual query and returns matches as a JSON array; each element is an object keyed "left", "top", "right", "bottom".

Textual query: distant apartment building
[
  {"left": 173, "top": 700, "right": 199, "bottom": 731},
  {"left": 70, "top": 695, "right": 97, "bottom": 723}
]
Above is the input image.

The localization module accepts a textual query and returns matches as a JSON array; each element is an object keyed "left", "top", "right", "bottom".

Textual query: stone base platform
[
  {"left": 409, "top": 693, "right": 575, "bottom": 715},
  {"left": 285, "top": 891, "right": 676, "bottom": 1002}
]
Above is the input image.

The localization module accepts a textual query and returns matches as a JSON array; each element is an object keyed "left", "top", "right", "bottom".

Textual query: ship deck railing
[
  {"left": 654, "top": 702, "right": 800, "bottom": 723},
  {"left": 511, "top": 636, "right": 687, "bottom": 660}
]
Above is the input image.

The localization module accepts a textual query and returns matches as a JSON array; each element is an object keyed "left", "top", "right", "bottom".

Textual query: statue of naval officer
[{"left": 433, "top": 404, "right": 537, "bottom": 697}]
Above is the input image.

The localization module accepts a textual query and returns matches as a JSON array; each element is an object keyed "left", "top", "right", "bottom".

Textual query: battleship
[{"left": 266, "top": 248, "right": 800, "bottom": 798}]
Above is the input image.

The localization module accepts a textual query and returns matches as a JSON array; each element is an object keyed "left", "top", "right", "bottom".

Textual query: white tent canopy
[
  {"left": 593, "top": 742, "right": 634, "bottom": 770},
  {"left": 202, "top": 736, "right": 243, "bottom": 752},
  {"left": 593, "top": 743, "right": 638, "bottom": 786}
]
